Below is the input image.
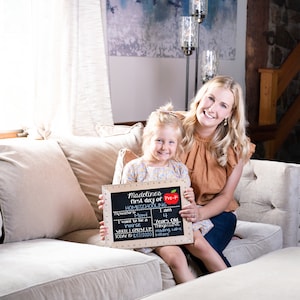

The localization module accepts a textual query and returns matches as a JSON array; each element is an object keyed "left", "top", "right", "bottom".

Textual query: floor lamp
[{"left": 180, "top": 0, "right": 208, "bottom": 110}]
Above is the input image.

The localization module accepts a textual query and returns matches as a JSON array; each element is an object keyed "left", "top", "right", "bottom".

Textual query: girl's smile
[{"left": 144, "top": 125, "right": 178, "bottom": 167}]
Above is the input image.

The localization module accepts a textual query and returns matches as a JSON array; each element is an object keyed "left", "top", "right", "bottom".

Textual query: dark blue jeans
[
  {"left": 185, "top": 211, "right": 237, "bottom": 272},
  {"left": 205, "top": 211, "right": 237, "bottom": 267}
]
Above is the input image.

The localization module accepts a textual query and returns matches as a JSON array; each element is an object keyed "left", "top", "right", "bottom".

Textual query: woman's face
[{"left": 196, "top": 86, "right": 234, "bottom": 132}]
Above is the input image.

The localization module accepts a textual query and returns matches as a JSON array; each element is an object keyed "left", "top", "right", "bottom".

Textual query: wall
[{"left": 103, "top": 1, "right": 248, "bottom": 123}]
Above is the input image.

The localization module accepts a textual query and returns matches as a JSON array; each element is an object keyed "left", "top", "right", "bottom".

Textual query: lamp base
[{"left": 182, "top": 47, "right": 195, "bottom": 56}]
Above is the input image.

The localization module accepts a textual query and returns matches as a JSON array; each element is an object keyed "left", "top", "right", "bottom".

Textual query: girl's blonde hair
[
  {"left": 143, "top": 103, "right": 184, "bottom": 161},
  {"left": 182, "top": 75, "right": 251, "bottom": 166}
]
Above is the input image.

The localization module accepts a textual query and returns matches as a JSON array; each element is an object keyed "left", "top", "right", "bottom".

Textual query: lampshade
[
  {"left": 190, "top": 0, "right": 208, "bottom": 23},
  {"left": 180, "top": 16, "right": 198, "bottom": 56},
  {"left": 201, "top": 50, "right": 218, "bottom": 83}
]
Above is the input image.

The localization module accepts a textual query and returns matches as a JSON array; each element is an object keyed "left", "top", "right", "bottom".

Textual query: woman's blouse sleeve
[{"left": 226, "top": 141, "right": 256, "bottom": 177}]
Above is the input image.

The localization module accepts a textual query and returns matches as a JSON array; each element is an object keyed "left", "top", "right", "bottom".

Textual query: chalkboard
[{"left": 102, "top": 179, "right": 193, "bottom": 249}]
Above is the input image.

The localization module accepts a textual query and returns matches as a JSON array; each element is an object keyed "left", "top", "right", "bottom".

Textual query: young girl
[{"left": 98, "top": 103, "right": 227, "bottom": 284}]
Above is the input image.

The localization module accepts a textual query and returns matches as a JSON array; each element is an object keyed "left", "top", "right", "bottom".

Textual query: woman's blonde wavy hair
[
  {"left": 143, "top": 103, "right": 184, "bottom": 161},
  {"left": 182, "top": 75, "right": 251, "bottom": 167}
]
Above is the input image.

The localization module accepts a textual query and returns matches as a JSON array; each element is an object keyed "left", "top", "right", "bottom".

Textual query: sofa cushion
[
  {"left": 0, "top": 210, "right": 2, "bottom": 241},
  {"left": 0, "top": 139, "right": 98, "bottom": 243},
  {"left": 112, "top": 148, "right": 139, "bottom": 184},
  {"left": 57, "top": 122, "right": 144, "bottom": 220},
  {"left": 95, "top": 123, "right": 138, "bottom": 137},
  {"left": 60, "top": 228, "right": 177, "bottom": 291},
  {"left": 0, "top": 239, "right": 162, "bottom": 300},
  {"left": 224, "top": 220, "right": 282, "bottom": 266},
  {"left": 140, "top": 247, "right": 300, "bottom": 300},
  {"left": 235, "top": 159, "right": 300, "bottom": 247}
]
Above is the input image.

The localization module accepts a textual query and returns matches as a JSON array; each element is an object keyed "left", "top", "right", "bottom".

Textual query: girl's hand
[
  {"left": 184, "top": 187, "right": 195, "bottom": 203},
  {"left": 99, "top": 220, "right": 109, "bottom": 240},
  {"left": 97, "top": 194, "right": 105, "bottom": 211},
  {"left": 98, "top": 195, "right": 108, "bottom": 240},
  {"left": 180, "top": 188, "right": 199, "bottom": 222}
]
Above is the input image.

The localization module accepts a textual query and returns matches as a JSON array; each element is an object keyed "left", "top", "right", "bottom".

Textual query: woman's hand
[
  {"left": 179, "top": 203, "right": 200, "bottom": 222},
  {"left": 99, "top": 220, "right": 108, "bottom": 240}
]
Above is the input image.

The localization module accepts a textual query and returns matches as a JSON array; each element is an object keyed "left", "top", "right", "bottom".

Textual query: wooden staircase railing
[{"left": 258, "top": 42, "right": 300, "bottom": 159}]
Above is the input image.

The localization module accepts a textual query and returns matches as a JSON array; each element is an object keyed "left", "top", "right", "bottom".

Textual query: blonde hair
[
  {"left": 143, "top": 103, "right": 184, "bottom": 161},
  {"left": 182, "top": 75, "right": 251, "bottom": 166}
]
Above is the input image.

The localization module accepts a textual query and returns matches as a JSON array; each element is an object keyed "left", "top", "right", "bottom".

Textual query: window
[{"left": 0, "top": 0, "right": 113, "bottom": 137}]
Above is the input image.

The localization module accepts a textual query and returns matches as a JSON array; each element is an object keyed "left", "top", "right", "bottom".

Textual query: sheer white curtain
[{"left": 0, "top": 0, "right": 113, "bottom": 138}]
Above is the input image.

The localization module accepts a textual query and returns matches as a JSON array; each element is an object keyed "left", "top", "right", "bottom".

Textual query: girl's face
[
  {"left": 196, "top": 86, "right": 234, "bottom": 133},
  {"left": 147, "top": 125, "right": 178, "bottom": 166}
]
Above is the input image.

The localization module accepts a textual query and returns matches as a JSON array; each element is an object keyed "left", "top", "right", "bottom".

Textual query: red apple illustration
[{"left": 164, "top": 189, "right": 179, "bottom": 205}]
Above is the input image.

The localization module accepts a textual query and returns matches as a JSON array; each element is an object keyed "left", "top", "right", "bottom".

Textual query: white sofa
[
  {"left": 0, "top": 122, "right": 299, "bottom": 299},
  {"left": 140, "top": 247, "right": 300, "bottom": 300}
]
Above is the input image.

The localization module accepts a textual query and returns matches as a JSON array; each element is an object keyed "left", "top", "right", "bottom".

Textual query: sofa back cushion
[
  {"left": 112, "top": 148, "right": 139, "bottom": 184},
  {"left": 0, "top": 138, "right": 99, "bottom": 243},
  {"left": 57, "top": 123, "right": 144, "bottom": 220},
  {"left": 0, "top": 211, "right": 2, "bottom": 242},
  {"left": 235, "top": 159, "right": 300, "bottom": 247}
]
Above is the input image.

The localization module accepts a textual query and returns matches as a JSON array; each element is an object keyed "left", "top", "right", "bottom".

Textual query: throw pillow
[
  {"left": 0, "top": 210, "right": 2, "bottom": 242},
  {"left": 95, "top": 124, "right": 135, "bottom": 137},
  {"left": 0, "top": 139, "right": 98, "bottom": 243},
  {"left": 58, "top": 122, "right": 144, "bottom": 221},
  {"left": 112, "top": 148, "right": 139, "bottom": 184}
]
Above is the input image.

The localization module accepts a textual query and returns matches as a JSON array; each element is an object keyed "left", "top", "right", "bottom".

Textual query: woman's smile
[{"left": 203, "top": 109, "right": 216, "bottom": 119}]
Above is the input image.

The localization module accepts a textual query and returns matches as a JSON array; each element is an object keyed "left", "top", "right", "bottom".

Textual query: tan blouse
[{"left": 181, "top": 135, "right": 255, "bottom": 212}]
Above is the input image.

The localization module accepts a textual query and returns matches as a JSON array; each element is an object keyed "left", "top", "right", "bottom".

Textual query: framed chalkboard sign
[{"left": 102, "top": 179, "right": 193, "bottom": 249}]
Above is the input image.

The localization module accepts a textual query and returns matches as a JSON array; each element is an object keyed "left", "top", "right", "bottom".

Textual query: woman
[{"left": 179, "top": 75, "right": 255, "bottom": 268}]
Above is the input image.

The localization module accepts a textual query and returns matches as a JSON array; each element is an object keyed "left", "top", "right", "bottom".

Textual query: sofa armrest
[{"left": 234, "top": 159, "right": 300, "bottom": 247}]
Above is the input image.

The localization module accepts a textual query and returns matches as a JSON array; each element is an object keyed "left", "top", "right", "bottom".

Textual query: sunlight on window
[
  {"left": 0, "top": 0, "right": 113, "bottom": 136},
  {"left": 0, "top": 0, "right": 34, "bottom": 130}
]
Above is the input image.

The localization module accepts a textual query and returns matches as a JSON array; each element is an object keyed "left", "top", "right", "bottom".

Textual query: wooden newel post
[
  {"left": 258, "top": 68, "right": 279, "bottom": 126},
  {"left": 258, "top": 69, "right": 279, "bottom": 159}
]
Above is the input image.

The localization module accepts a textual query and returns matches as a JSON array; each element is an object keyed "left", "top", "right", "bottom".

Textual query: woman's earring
[{"left": 224, "top": 118, "right": 228, "bottom": 126}]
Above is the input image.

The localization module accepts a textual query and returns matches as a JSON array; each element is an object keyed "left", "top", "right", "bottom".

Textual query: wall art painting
[{"left": 106, "top": 0, "right": 237, "bottom": 60}]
